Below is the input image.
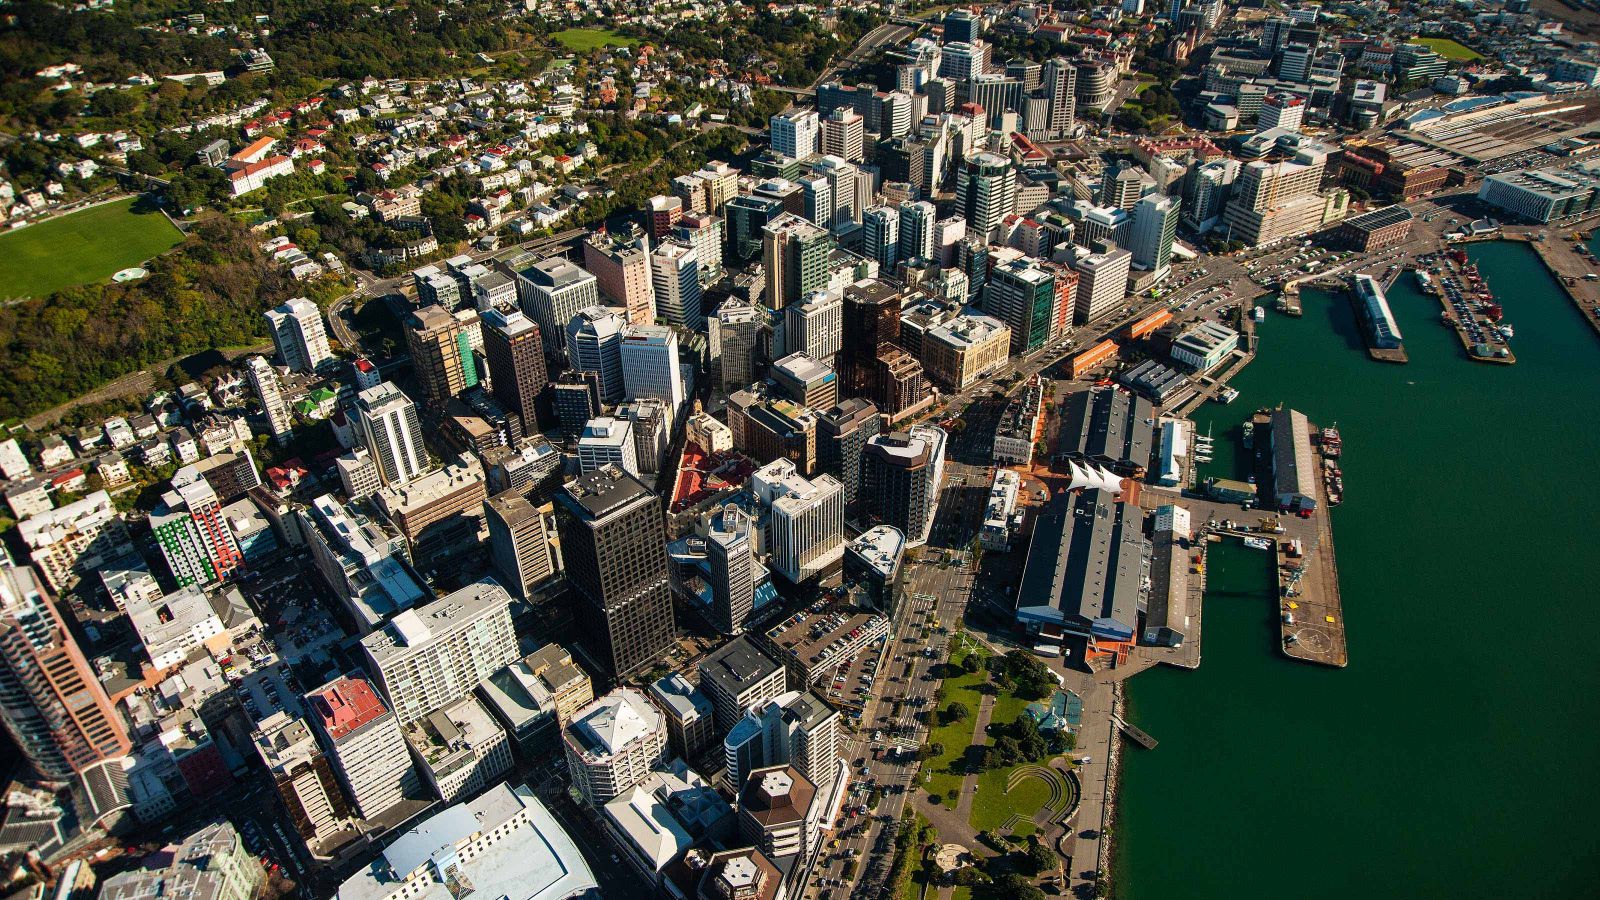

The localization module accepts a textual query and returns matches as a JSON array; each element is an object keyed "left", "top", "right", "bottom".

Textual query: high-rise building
[
  {"left": 943, "top": 8, "right": 982, "bottom": 43},
  {"left": 726, "top": 194, "right": 785, "bottom": 262},
  {"left": 305, "top": 674, "right": 420, "bottom": 819},
  {"left": 371, "top": 458, "right": 489, "bottom": 561},
  {"left": 649, "top": 241, "right": 705, "bottom": 330},
  {"left": 0, "top": 559, "right": 131, "bottom": 780},
  {"left": 747, "top": 459, "right": 845, "bottom": 584},
  {"left": 481, "top": 309, "right": 548, "bottom": 431},
  {"left": 956, "top": 152, "right": 1016, "bottom": 240},
  {"left": 562, "top": 688, "right": 667, "bottom": 806},
  {"left": 985, "top": 259, "right": 1056, "bottom": 356},
  {"left": 486, "top": 491, "right": 556, "bottom": 602},
  {"left": 515, "top": 257, "right": 600, "bottom": 356},
  {"left": 811, "top": 156, "right": 867, "bottom": 232},
  {"left": 583, "top": 225, "right": 657, "bottom": 327},
  {"left": 1258, "top": 92, "right": 1306, "bottom": 132},
  {"left": 1070, "top": 243, "right": 1134, "bottom": 324},
  {"left": 99, "top": 822, "right": 263, "bottom": 900},
  {"left": 18, "top": 492, "right": 130, "bottom": 593},
  {"left": 1278, "top": 43, "right": 1314, "bottom": 83},
  {"left": 784, "top": 290, "right": 843, "bottom": 366},
  {"left": 816, "top": 399, "right": 881, "bottom": 516},
  {"left": 555, "top": 466, "right": 676, "bottom": 679},
  {"left": 577, "top": 416, "right": 640, "bottom": 479},
  {"left": 821, "top": 108, "right": 865, "bottom": 163},
  {"left": 566, "top": 305, "right": 628, "bottom": 405},
  {"left": 897, "top": 200, "right": 936, "bottom": 263},
  {"left": 1182, "top": 157, "right": 1240, "bottom": 231},
  {"left": 553, "top": 371, "right": 603, "bottom": 439},
  {"left": 406, "top": 304, "right": 474, "bottom": 412},
  {"left": 648, "top": 194, "right": 684, "bottom": 241},
  {"left": 151, "top": 474, "right": 242, "bottom": 588},
  {"left": 1221, "top": 139, "right": 1333, "bottom": 246},
  {"left": 770, "top": 109, "right": 820, "bottom": 160},
  {"left": 698, "top": 637, "right": 787, "bottom": 737},
  {"left": 621, "top": 325, "right": 686, "bottom": 417},
  {"left": 723, "top": 690, "right": 841, "bottom": 795},
  {"left": 770, "top": 353, "right": 839, "bottom": 411},
  {"left": 862, "top": 206, "right": 899, "bottom": 272},
  {"left": 252, "top": 712, "right": 352, "bottom": 844},
  {"left": 1129, "top": 194, "right": 1182, "bottom": 275},
  {"left": 674, "top": 213, "right": 725, "bottom": 284},
  {"left": 841, "top": 279, "right": 903, "bottom": 402},
  {"left": 967, "top": 73, "right": 1023, "bottom": 127},
  {"left": 648, "top": 674, "right": 715, "bottom": 760},
  {"left": 710, "top": 301, "right": 767, "bottom": 393},
  {"left": 360, "top": 581, "right": 519, "bottom": 723},
  {"left": 245, "top": 356, "right": 292, "bottom": 444},
  {"left": 617, "top": 398, "right": 671, "bottom": 476},
  {"left": 356, "top": 382, "right": 428, "bottom": 487},
  {"left": 705, "top": 505, "right": 757, "bottom": 635},
  {"left": 761, "top": 214, "right": 831, "bottom": 310},
  {"left": 863, "top": 425, "right": 948, "bottom": 547},
  {"left": 939, "top": 41, "right": 986, "bottom": 83},
  {"left": 738, "top": 765, "right": 823, "bottom": 866},
  {"left": 265, "top": 296, "right": 332, "bottom": 374},
  {"left": 1041, "top": 58, "right": 1077, "bottom": 139}
]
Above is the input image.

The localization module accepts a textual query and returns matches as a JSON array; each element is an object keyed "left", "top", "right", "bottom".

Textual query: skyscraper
[
  {"left": 1041, "top": 58, "right": 1077, "bottom": 139},
  {"left": 555, "top": 466, "right": 676, "bottom": 679},
  {"left": 706, "top": 505, "right": 756, "bottom": 635},
  {"left": 841, "top": 278, "right": 903, "bottom": 401},
  {"left": 515, "top": 257, "right": 600, "bottom": 356},
  {"left": 649, "top": 241, "right": 705, "bottom": 330},
  {"left": 897, "top": 200, "right": 936, "bottom": 263},
  {"left": 304, "top": 674, "right": 420, "bottom": 819},
  {"left": 405, "top": 304, "right": 474, "bottom": 412},
  {"left": 956, "top": 152, "right": 1016, "bottom": 241},
  {"left": 723, "top": 690, "right": 841, "bottom": 795},
  {"left": 620, "top": 325, "right": 686, "bottom": 418},
  {"left": 265, "top": 296, "right": 332, "bottom": 374},
  {"left": 481, "top": 309, "right": 548, "bottom": 431},
  {"left": 863, "top": 425, "right": 948, "bottom": 548},
  {"left": 770, "top": 109, "right": 821, "bottom": 160},
  {"left": 784, "top": 290, "right": 843, "bottom": 366},
  {"left": 486, "top": 491, "right": 556, "bottom": 602},
  {"left": 985, "top": 258, "right": 1057, "bottom": 356},
  {"left": 245, "top": 356, "right": 292, "bottom": 444},
  {"left": 674, "top": 213, "right": 725, "bottom": 284},
  {"left": 356, "top": 382, "right": 428, "bottom": 487},
  {"left": 583, "top": 225, "right": 657, "bottom": 327},
  {"left": 747, "top": 459, "right": 845, "bottom": 584},
  {"left": 566, "top": 306, "right": 628, "bottom": 405},
  {"left": 726, "top": 194, "right": 784, "bottom": 262},
  {"left": 1069, "top": 243, "right": 1134, "bottom": 325},
  {"left": 360, "top": 581, "right": 519, "bottom": 723},
  {"left": 711, "top": 301, "right": 768, "bottom": 393},
  {"left": 761, "top": 214, "right": 831, "bottom": 311},
  {"left": 150, "top": 473, "right": 242, "bottom": 587},
  {"left": 816, "top": 399, "right": 881, "bottom": 517},
  {"left": 821, "top": 108, "right": 865, "bottom": 163},
  {"left": 1129, "top": 194, "right": 1182, "bottom": 275},
  {"left": 0, "top": 558, "right": 131, "bottom": 780},
  {"left": 862, "top": 206, "right": 899, "bottom": 272}
]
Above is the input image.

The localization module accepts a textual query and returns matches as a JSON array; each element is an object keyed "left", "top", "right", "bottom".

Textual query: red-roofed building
[
  {"left": 305, "top": 675, "right": 418, "bottom": 818},
  {"left": 231, "top": 136, "right": 278, "bottom": 166},
  {"left": 227, "top": 154, "right": 294, "bottom": 196}
]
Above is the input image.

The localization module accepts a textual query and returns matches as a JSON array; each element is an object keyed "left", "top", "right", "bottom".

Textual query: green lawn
[
  {"left": 923, "top": 653, "right": 992, "bottom": 799},
  {"left": 970, "top": 765, "right": 1055, "bottom": 833},
  {"left": 1412, "top": 37, "right": 1482, "bottom": 62},
  {"left": 0, "top": 198, "right": 182, "bottom": 300},
  {"left": 550, "top": 27, "right": 638, "bottom": 52}
]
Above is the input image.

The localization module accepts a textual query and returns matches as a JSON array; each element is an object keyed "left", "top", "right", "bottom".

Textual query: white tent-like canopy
[{"left": 1067, "top": 460, "right": 1124, "bottom": 494}]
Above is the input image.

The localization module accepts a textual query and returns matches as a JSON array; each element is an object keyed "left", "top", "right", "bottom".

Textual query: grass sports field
[
  {"left": 0, "top": 197, "right": 183, "bottom": 300},
  {"left": 550, "top": 28, "right": 638, "bottom": 52},
  {"left": 1412, "top": 37, "right": 1482, "bottom": 61}
]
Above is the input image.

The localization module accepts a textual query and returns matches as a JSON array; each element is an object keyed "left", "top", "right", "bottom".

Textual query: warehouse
[
  {"left": 1056, "top": 386, "right": 1154, "bottom": 476},
  {"left": 1012, "top": 488, "right": 1149, "bottom": 644},
  {"left": 1270, "top": 408, "right": 1318, "bottom": 512}
]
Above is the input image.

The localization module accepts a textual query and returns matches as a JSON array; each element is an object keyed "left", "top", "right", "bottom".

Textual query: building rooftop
[
  {"left": 739, "top": 764, "right": 816, "bottom": 829},
  {"left": 361, "top": 581, "right": 511, "bottom": 667},
  {"left": 649, "top": 672, "right": 712, "bottom": 722},
  {"left": 1013, "top": 488, "right": 1147, "bottom": 643},
  {"left": 567, "top": 688, "right": 661, "bottom": 761},
  {"left": 602, "top": 759, "right": 729, "bottom": 873},
  {"left": 698, "top": 636, "right": 781, "bottom": 699},
  {"left": 306, "top": 674, "right": 390, "bottom": 741},
  {"left": 927, "top": 312, "right": 1009, "bottom": 350},
  {"left": 846, "top": 526, "right": 905, "bottom": 580},
  {"left": 560, "top": 464, "right": 653, "bottom": 520}
]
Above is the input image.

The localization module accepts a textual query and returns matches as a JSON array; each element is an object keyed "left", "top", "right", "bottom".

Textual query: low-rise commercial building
[{"left": 1169, "top": 321, "right": 1240, "bottom": 372}]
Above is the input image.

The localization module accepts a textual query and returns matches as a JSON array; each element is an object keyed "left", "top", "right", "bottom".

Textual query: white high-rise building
[
  {"left": 563, "top": 688, "right": 668, "bottom": 806},
  {"left": 649, "top": 242, "right": 704, "bottom": 330},
  {"left": 1041, "top": 58, "right": 1077, "bottom": 139},
  {"left": 355, "top": 382, "right": 428, "bottom": 487},
  {"left": 821, "top": 108, "right": 865, "bottom": 163},
  {"left": 1070, "top": 244, "right": 1134, "bottom": 325},
  {"left": 566, "top": 305, "right": 628, "bottom": 405},
  {"left": 770, "top": 109, "right": 821, "bottom": 160},
  {"left": 1257, "top": 92, "right": 1306, "bottom": 132},
  {"left": 265, "top": 297, "right": 332, "bottom": 374},
  {"left": 723, "top": 690, "right": 842, "bottom": 796},
  {"left": 305, "top": 674, "right": 420, "bottom": 819},
  {"left": 360, "top": 581, "right": 518, "bottom": 723},
  {"left": 939, "top": 41, "right": 986, "bottom": 84},
  {"left": 516, "top": 257, "right": 600, "bottom": 356},
  {"left": 862, "top": 206, "right": 899, "bottom": 271},
  {"left": 578, "top": 416, "right": 640, "bottom": 478},
  {"left": 898, "top": 200, "right": 937, "bottom": 263},
  {"left": 621, "top": 325, "right": 686, "bottom": 418},
  {"left": 245, "top": 356, "right": 292, "bottom": 444},
  {"left": 748, "top": 459, "right": 845, "bottom": 584},
  {"left": 785, "top": 290, "right": 844, "bottom": 366}
]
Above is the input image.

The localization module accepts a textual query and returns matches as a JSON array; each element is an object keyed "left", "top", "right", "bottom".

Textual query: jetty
[
  {"left": 1276, "top": 421, "right": 1348, "bottom": 668},
  {"left": 1426, "top": 253, "right": 1517, "bottom": 365},
  {"left": 1111, "top": 715, "right": 1159, "bottom": 750}
]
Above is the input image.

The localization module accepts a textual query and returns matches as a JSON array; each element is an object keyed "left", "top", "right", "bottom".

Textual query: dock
[
  {"left": 1347, "top": 275, "right": 1409, "bottom": 365},
  {"left": 1111, "top": 715, "right": 1158, "bottom": 750},
  {"left": 1277, "top": 424, "right": 1348, "bottom": 668},
  {"left": 1513, "top": 231, "right": 1600, "bottom": 340},
  {"left": 1425, "top": 259, "right": 1517, "bottom": 365}
]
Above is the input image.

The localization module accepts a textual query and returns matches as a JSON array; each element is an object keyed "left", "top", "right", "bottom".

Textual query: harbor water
[{"left": 1115, "top": 241, "right": 1600, "bottom": 898}]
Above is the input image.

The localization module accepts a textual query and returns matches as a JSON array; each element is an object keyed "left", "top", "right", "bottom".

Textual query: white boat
[
  {"left": 1217, "top": 387, "right": 1240, "bottom": 404},
  {"left": 1499, "top": 323, "right": 1514, "bottom": 338},
  {"left": 1243, "top": 536, "right": 1274, "bottom": 551},
  {"left": 1252, "top": 306, "right": 1266, "bottom": 322}
]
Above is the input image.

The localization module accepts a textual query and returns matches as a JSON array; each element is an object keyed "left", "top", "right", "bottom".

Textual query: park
[
  {"left": 550, "top": 27, "right": 639, "bottom": 52},
  {"left": 0, "top": 197, "right": 183, "bottom": 301}
]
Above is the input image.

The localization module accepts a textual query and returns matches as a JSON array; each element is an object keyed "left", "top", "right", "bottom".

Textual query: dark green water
[{"left": 1116, "top": 242, "right": 1600, "bottom": 898}]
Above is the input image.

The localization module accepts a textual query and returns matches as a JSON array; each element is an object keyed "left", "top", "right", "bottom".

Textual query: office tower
[
  {"left": 1279, "top": 43, "right": 1314, "bottom": 83},
  {"left": 1102, "top": 163, "right": 1148, "bottom": 210},
  {"left": 0, "top": 559, "right": 131, "bottom": 780},
  {"left": 481, "top": 309, "right": 548, "bottom": 431},
  {"left": 761, "top": 214, "right": 831, "bottom": 311},
  {"left": 360, "top": 581, "right": 518, "bottom": 723},
  {"left": 710, "top": 301, "right": 767, "bottom": 393},
  {"left": 555, "top": 466, "right": 676, "bottom": 679},
  {"left": 648, "top": 194, "right": 683, "bottom": 241},
  {"left": 841, "top": 278, "right": 903, "bottom": 401},
  {"left": 1221, "top": 140, "right": 1332, "bottom": 246},
  {"left": 577, "top": 417, "right": 639, "bottom": 478},
  {"left": 371, "top": 457, "right": 488, "bottom": 560},
  {"left": 984, "top": 259, "right": 1055, "bottom": 357},
  {"left": 253, "top": 712, "right": 352, "bottom": 844},
  {"left": 875, "top": 346, "right": 928, "bottom": 419},
  {"left": 876, "top": 91, "right": 914, "bottom": 139},
  {"left": 705, "top": 505, "right": 757, "bottom": 635},
  {"left": 748, "top": 459, "right": 845, "bottom": 584},
  {"left": 649, "top": 674, "right": 715, "bottom": 759},
  {"left": 245, "top": 356, "right": 292, "bottom": 444},
  {"left": 675, "top": 213, "right": 725, "bottom": 284},
  {"left": 797, "top": 174, "right": 833, "bottom": 229},
  {"left": 562, "top": 688, "right": 668, "bottom": 806},
  {"left": 816, "top": 399, "right": 881, "bottom": 514},
  {"left": 566, "top": 305, "right": 627, "bottom": 405},
  {"left": 336, "top": 447, "right": 381, "bottom": 500},
  {"left": 650, "top": 241, "right": 705, "bottom": 330},
  {"left": 897, "top": 200, "right": 936, "bottom": 263},
  {"left": 690, "top": 161, "right": 738, "bottom": 214},
  {"left": 811, "top": 155, "right": 867, "bottom": 231},
  {"left": 406, "top": 304, "right": 473, "bottom": 411},
  {"left": 515, "top": 256, "right": 600, "bottom": 356},
  {"left": 265, "top": 296, "right": 332, "bottom": 374},
  {"left": 784, "top": 290, "right": 843, "bottom": 366},
  {"left": 939, "top": 41, "right": 985, "bottom": 83},
  {"left": 770, "top": 109, "right": 820, "bottom": 160},
  {"left": 862, "top": 206, "right": 899, "bottom": 271},
  {"left": 618, "top": 325, "right": 686, "bottom": 417},
  {"left": 151, "top": 474, "right": 241, "bottom": 588},
  {"left": 553, "top": 371, "right": 602, "bottom": 438},
  {"left": 1070, "top": 243, "right": 1134, "bottom": 324},
  {"left": 1261, "top": 16, "right": 1291, "bottom": 53},
  {"left": 956, "top": 152, "right": 1016, "bottom": 241},
  {"left": 726, "top": 194, "right": 784, "bottom": 262},
  {"left": 821, "top": 108, "right": 864, "bottom": 163},
  {"left": 356, "top": 382, "right": 428, "bottom": 487},
  {"left": 1182, "top": 157, "right": 1239, "bottom": 231},
  {"left": 739, "top": 765, "right": 821, "bottom": 866},
  {"left": 770, "top": 353, "right": 838, "bottom": 411},
  {"left": 616, "top": 398, "right": 670, "bottom": 475},
  {"left": 743, "top": 397, "right": 819, "bottom": 476},
  {"left": 863, "top": 425, "right": 947, "bottom": 547},
  {"left": 943, "top": 8, "right": 981, "bottom": 43},
  {"left": 698, "top": 637, "right": 787, "bottom": 736},
  {"left": 1129, "top": 195, "right": 1182, "bottom": 275},
  {"left": 583, "top": 225, "right": 656, "bottom": 327},
  {"left": 967, "top": 73, "right": 1023, "bottom": 127},
  {"left": 486, "top": 491, "right": 555, "bottom": 602},
  {"left": 305, "top": 674, "right": 420, "bottom": 818},
  {"left": 1258, "top": 92, "right": 1306, "bottom": 132},
  {"left": 1040, "top": 58, "right": 1077, "bottom": 139},
  {"left": 932, "top": 216, "right": 966, "bottom": 268},
  {"left": 723, "top": 690, "right": 841, "bottom": 795}
]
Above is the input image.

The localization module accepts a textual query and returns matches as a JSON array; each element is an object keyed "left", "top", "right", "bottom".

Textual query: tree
[
  {"left": 982, "top": 873, "right": 1046, "bottom": 900},
  {"left": 945, "top": 701, "right": 971, "bottom": 724},
  {"left": 962, "top": 653, "right": 981, "bottom": 674},
  {"left": 920, "top": 742, "right": 945, "bottom": 761},
  {"left": 1024, "top": 836, "right": 1056, "bottom": 876}
]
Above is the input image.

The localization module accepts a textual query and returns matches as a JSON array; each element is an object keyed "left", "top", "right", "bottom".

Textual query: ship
[
  {"left": 1415, "top": 270, "right": 1439, "bottom": 295},
  {"left": 1317, "top": 426, "right": 1342, "bottom": 459},
  {"left": 1498, "top": 323, "right": 1515, "bottom": 338}
]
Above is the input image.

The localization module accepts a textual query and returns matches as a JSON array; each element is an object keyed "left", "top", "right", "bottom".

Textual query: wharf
[
  {"left": 1426, "top": 261, "right": 1517, "bottom": 365},
  {"left": 1345, "top": 279, "right": 1409, "bottom": 365},
  {"left": 1510, "top": 232, "right": 1600, "bottom": 340},
  {"left": 1277, "top": 428, "right": 1348, "bottom": 668}
]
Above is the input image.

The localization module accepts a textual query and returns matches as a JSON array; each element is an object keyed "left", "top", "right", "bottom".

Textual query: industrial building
[
  {"left": 1056, "top": 387, "right": 1154, "bottom": 476},
  {"left": 1270, "top": 408, "right": 1318, "bottom": 512},
  {"left": 1012, "top": 488, "right": 1149, "bottom": 648}
]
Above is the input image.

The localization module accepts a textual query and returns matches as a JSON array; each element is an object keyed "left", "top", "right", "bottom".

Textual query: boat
[
  {"left": 1252, "top": 306, "right": 1266, "bottom": 322},
  {"left": 1216, "top": 387, "right": 1240, "bottom": 404},
  {"left": 1243, "top": 536, "right": 1273, "bottom": 551},
  {"left": 1498, "top": 323, "right": 1515, "bottom": 338}
]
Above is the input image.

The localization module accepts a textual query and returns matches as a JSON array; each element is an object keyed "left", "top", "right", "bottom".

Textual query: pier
[
  {"left": 1277, "top": 425, "right": 1348, "bottom": 668},
  {"left": 1111, "top": 715, "right": 1158, "bottom": 750},
  {"left": 1425, "top": 256, "right": 1517, "bottom": 365},
  {"left": 1509, "top": 231, "right": 1600, "bottom": 340}
]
